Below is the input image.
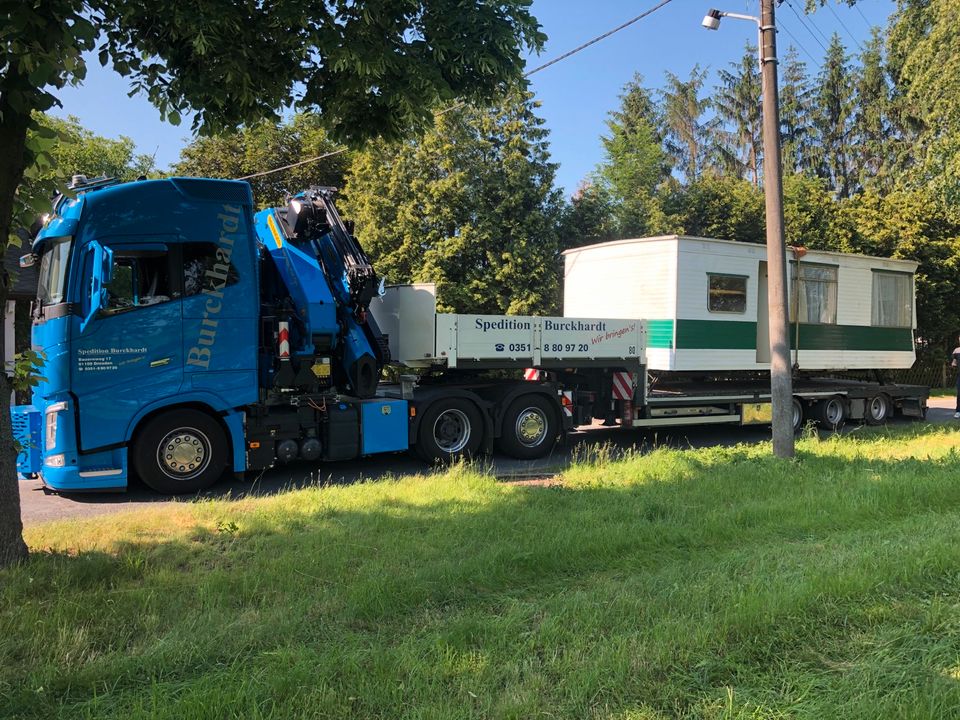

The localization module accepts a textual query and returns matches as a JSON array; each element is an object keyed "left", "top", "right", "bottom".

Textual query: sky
[{"left": 52, "top": 0, "right": 896, "bottom": 196}]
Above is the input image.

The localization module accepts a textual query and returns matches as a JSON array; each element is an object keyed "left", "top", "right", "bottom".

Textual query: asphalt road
[{"left": 19, "top": 397, "right": 958, "bottom": 526}]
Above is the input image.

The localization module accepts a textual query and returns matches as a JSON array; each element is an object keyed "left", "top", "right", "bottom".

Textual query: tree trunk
[{"left": 0, "top": 90, "right": 32, "bottom": 569}]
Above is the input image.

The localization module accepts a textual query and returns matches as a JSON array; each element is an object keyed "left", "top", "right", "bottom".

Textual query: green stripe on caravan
[{"left": 673, "top": 319, "right": 913, "bottom": 351}]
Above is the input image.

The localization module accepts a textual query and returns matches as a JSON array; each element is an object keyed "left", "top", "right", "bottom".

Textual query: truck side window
[
  {"left": 103, "top": 252, "right": 172, "bottom": 314},
  {"left": 183, "top": 243, "right": 240, "bottom": 297}
]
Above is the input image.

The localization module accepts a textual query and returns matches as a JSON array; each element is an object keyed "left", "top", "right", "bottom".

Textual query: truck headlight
[
  {"left": 44, "top": 402, "right": 67, "bottom": 451},
  {"left": 44, "top": 453, "right": 65, "bottom": 468}
]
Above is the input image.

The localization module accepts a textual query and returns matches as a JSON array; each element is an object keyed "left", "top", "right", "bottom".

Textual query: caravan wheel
[
  {"left": 812, "top": 397, "right": 846, "bottom": 431},
  {"left": 865, "top": 394, "right": 891, "bottom": 425}
]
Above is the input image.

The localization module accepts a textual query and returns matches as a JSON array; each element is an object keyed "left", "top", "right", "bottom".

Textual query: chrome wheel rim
[
  {"left": 868, "top": 396, "right": 886, "bottom": 421},
  {"left": 515, "top": 407, "right": 548, "bottom": 447},
  {"left": 825, "top": 400, "right": 844, "bottom": 425},
  {"left": 158, "top": 428, "right": 210, "bottom": 480},
  {"left": 792, "top": 401, "right": 802, "bottom": 430},
  {"left": 433, "top": 409, "right": 471, "bottom": 454}
]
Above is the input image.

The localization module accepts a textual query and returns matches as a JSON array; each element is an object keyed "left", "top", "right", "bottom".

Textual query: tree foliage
[
  {"left": 713, "top": 44, "right": 762, "bottom": 187},
  {"left": 342, "top": 93, "right": 564, "bottom": 315},
  {"left": 659, "top": 66, "right": 714, "bottom": 184},
  {"left": 15, "top": 113, "right": 156, "bottom": 231},
  {"left": 173, "top": 114, "right": 349, "bottom": 208},
  {"left": 593, "top": 75, "right": 670, "bottom": 239},
  {"left": 1, "top": 0, "right": 546, "bottom": 567}
]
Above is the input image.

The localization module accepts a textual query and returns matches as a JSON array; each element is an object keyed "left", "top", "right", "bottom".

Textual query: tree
[
  {"left": 559, "top": 180, "right": 619, "bottom": 250},
  {"left": 782, "top": 173, "right": 842, "bottom": 250},
  {"left": 662, "top": 174, "right": 765, "bottom": 245},
  {"left": 886, "top": 0, "right": 960, "bottom": 201},
  {"left": 17, "top": 113, "right": 156, "bottom": 221},
  {"left": 713, "top": 43, "right": 763, "bottom": 186},
  {"left": 659, "top": 65, "right": 714, "bottom": 183},
  {"left": 595, "top": 74, "right": 671, "bottom": 238},
  {"left": 342, "top": 93, "right": 564, "bottom": 315},
  {"left": 852, "top": 28, "right": 895, "bottom": 191},
  {"left": 0, "top": 0, "right": 545, "bottom": 568},
  {"left": 173, "top": 114, "right": 349, "bottom": 208},
  {"left": 779, "top": 47, "right": 815, "bottom": 176},
  {"left": 811, "top": 34, "right": 856, "bottom": 198}
]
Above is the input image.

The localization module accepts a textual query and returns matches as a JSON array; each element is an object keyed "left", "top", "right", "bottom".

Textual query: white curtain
[
  {"left": 797, "top": 265, "right": 837, "bottom": 324},
  {"left": 872, "top": 272, "right": 912, "bottom": 327}
]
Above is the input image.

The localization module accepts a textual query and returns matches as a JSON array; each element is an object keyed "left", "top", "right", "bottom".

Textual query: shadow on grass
[
  {"left": 5, "top": 423, "right": 960, "bottom": 718},
  {"left": 50, "top": 416, "right": 932, "bottom": 510}
]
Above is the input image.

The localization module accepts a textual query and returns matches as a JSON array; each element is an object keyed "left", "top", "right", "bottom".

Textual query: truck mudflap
[{"left": 11, "top": 405, "right": 41, "bottom": 477}]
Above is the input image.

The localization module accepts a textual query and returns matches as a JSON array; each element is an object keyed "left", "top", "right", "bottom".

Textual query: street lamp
[{"left": 703, "top": 2, "right": 795, "bottom": 459}]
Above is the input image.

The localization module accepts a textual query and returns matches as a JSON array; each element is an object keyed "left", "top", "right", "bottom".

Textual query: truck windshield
[{"left": 37, "top": 236, "right": 72, "bottom": 306}]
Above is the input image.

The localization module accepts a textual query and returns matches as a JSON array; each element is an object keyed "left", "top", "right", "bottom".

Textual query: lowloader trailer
[{"left": 12, "top": 177, "right": 928, "bottom": 495}]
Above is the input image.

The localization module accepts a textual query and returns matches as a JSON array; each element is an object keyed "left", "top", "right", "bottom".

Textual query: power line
[
  {"left": 797, "top": 2, "right": 832, "bottom": 46},
  {"left": 238, "top": 148, "right": 350, "bottom": 181},
  {"left": 237, "top": 0, "right": 674, "bottom": 181},
  {"left": 854, "top": 3, "right": 872, "bottom": 30},
  {"left": 778, "top": 23, "right": 817, "bottom": 65},
  {"left": 523, "top": 0, "right": 672, "bottom": 77},
  {"left": 825, "top": 1, "right": 864, "bottom": 52},
  {"left": 784, "top": 0, "right": 828, "bottom": 55}
]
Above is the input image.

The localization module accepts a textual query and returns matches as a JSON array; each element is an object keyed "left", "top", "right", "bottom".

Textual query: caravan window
[
  {"left": 792, "top": 263, "right": 837, "bottom": 324},
  {"left": 872, "top": 271, "right": 912, "bottom": 327},
  {"left": 707, "top": 274, "right": 747, "bottom": 313}
]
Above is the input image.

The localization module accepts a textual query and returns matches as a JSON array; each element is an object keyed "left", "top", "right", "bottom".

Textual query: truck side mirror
[{"left": 79, "top": 242, "right": 113, "bottom": 333}]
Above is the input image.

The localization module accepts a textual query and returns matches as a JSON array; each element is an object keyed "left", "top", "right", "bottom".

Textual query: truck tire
[
  {"left": 133, "top": 409, "right": 228, "bottom": 494},
  {"left": 496, "top": 395, "right": 558, "bottom": 460},
  {"left": 812, "top": 397, "right": 846, "bottom": 431},
  {"left": 416, "top": 398, "right": 483, "bottom": 463},
  {"left": 864, "top": 394, "right": 891, "bottom": 425},
  {"left": 792, "top": 398, "right": 804, "bottom": 433}
]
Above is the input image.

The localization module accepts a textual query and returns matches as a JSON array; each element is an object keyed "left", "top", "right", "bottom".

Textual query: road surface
[{"left": 19, "top": 397, "right": 957, "bottom": 526}]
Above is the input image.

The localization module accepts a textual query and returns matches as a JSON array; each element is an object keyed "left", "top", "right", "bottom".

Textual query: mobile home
[{"left": 563, "top": 236, "right": 917, "bottom": 373}]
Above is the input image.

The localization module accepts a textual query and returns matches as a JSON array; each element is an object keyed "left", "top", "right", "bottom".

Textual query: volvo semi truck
[{"left": 12, "top": 176, "right": 927, "bottom": 495}]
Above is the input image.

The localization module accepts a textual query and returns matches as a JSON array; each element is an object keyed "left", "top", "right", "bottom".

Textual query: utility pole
[
  {"left": 703, "top": 2, "right": 794, "bottom": 457},
  {"left": 760, "top": 0, "right": 794, "bottom": 458}
]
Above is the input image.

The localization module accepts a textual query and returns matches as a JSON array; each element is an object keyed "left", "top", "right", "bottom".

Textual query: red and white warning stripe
[
  {"left": 523, "top": 368, "right": 540, "bottom": 381},
  {"left": 278, "top": 321, "right": 291, "bottom": 359},
  {"left": 611, "top": 371, "right": 634, "bottom": 400},
  {"left": 561, "top": 391, "right": 574, "bottom": 418}
]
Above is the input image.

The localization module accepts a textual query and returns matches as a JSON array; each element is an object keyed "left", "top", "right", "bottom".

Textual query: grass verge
[{"left": 4, "top": 424, "right": 960, "bottom": 718}]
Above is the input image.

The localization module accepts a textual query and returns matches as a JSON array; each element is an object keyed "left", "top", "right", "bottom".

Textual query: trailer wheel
[
  {"left": 496, "top": 395, "right": 558, "bottom": 460},
  {"left": 133, "top": 409, "right": 228, "bottom": 494},
  {"left": 792, "top": 398, "right": 804, "bottom": 433},
  {"left": 865, "top": 394, "right": 891, "bottom": 425},
  {"left": 812, "top": 397, "right": 846, "bottom": 431},
  {"left": 416, "top": 398, "right": 483, "bottom": 463}
]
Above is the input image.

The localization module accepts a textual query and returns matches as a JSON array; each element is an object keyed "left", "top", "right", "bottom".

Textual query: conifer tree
[
  {"left": 812, "top": 34, "right": 856, "bottom": 198},
  {"left": 659, "top": 66, "right": 715, "bottom": 183},
  {"left": 595, "top": 74, "right": 671, "bottom": 237},
  {"left": 779, "top": 47, "right": 815, "bottom": 175},
  {"left": 342, "top": 93, "right": 564, "bottom": 315},
  {"left": 713, "top": 43, "right": 763, "bottom": 187}
]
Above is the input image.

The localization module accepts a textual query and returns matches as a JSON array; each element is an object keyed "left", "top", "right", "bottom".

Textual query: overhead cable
[{"left": 237, "top": 0, "right": 674, "bottom": 181}]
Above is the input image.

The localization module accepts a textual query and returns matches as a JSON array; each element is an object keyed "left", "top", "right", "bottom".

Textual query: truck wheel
[
  {"left": 864, "top": 394, "right": 891, "bottom": 425},
  {"left": 416, "top": 399, "right": 483, "bottom": 463},
  {"left": 792, "top": 398, "right": 804, "bottom": 433},
  {"left": 812, "top": 397, "right": 846, "bottom": 431},
  {"left": 496, "top": 395, "right": 558, "bottom": 460},
  {"left": 133, "top": 409, "right": 228, "bottom": 494}
]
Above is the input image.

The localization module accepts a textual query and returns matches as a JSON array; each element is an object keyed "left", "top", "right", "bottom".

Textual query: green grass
[{"left": 4, "top": 424, "right": 960, "bottom": 719}]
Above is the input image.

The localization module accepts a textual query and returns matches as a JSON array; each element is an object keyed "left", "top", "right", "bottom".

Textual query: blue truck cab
[{"left": 12, "top": 177, "right": 404, "bottom": 493}]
